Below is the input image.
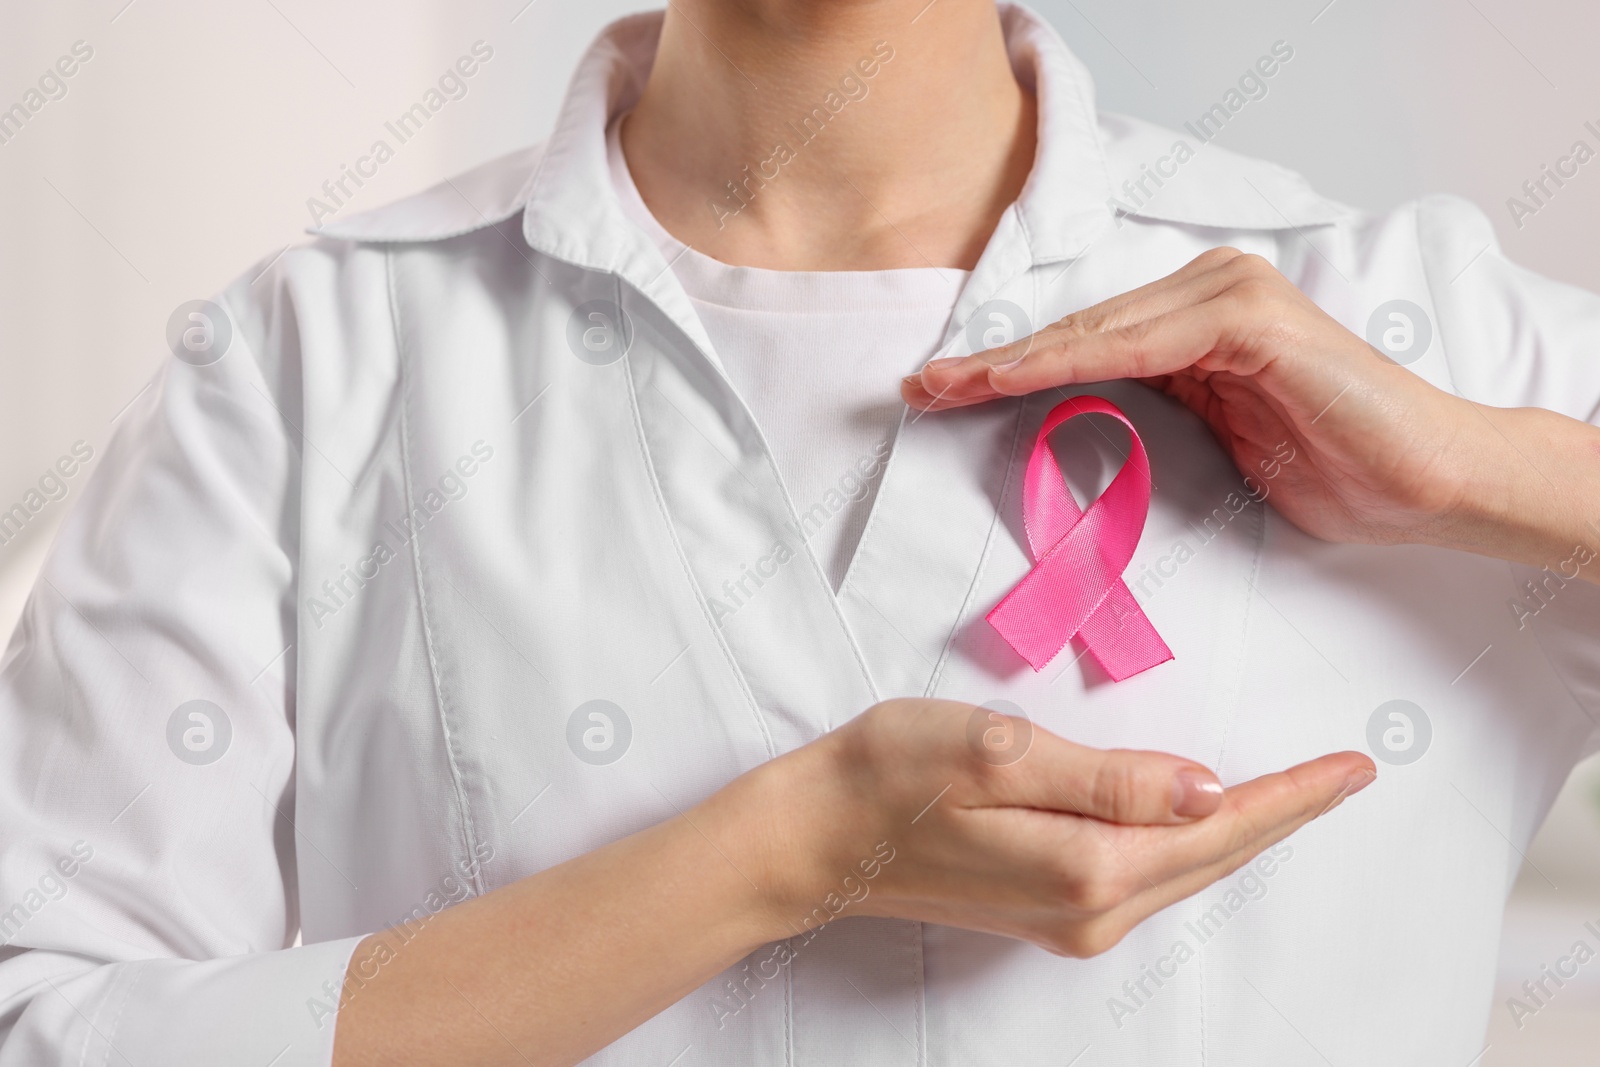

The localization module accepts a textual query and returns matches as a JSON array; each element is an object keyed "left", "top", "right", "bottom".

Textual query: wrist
[
  {"left": 1446, "top": 403, "right": 1600, "bottom": 576},
  {"left": 692, "top": 736, "right": 860, "bottom": 945}
]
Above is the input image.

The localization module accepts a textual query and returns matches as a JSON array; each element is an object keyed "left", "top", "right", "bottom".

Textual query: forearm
[
  {"left": 1441, "top": 403, "right": 1600, "bottom": 583},
  {"left": 330, "top": 764, "right": 804, "bottom": 1067}
]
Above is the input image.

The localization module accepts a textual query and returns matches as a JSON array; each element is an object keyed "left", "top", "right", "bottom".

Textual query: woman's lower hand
[
  {"left": 745, "top": 698, "right": 1373, "bottom": 958},
  {"left": 330, "top": 698, "right": 1373, "bottom": 1067}
]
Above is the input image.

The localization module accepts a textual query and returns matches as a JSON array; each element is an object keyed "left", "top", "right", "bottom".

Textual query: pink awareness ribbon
[{"left": 987, "top": 395, "right": 1174, "bottom": 681}]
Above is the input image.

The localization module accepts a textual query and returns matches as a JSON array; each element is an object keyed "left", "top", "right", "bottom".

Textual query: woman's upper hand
[
  {"left": 902, "top": 248, "right": 1598, "bottom": 574},
  {"left": 747, "top": 698, "right": 1374, "bottom": 958}
]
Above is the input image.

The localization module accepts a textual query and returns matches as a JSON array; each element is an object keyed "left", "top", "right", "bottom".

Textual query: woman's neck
[{"left": 620, "top": 0, "right": 1036, "bottom": 270}]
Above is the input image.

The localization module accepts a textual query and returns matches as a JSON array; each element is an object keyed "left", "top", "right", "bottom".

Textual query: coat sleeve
[
  {"left": 1417, "top": 194, "right": 1600, "bottom": 756},
  {"left": 0, "top": 253, "right": 365, "bottom": 1065}
]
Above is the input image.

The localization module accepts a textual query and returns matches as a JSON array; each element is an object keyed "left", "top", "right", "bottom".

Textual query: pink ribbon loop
[{"left": 987, "top": 395, "right": 1174, "bottom": 681}]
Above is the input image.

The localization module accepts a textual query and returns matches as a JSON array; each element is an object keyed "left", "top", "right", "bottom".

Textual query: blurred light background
[{"left": 1, "top": 0, "right": 1596, "bottom": 1058}]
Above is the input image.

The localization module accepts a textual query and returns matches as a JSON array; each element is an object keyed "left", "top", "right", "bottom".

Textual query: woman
[{"left": 2, "top": 1, "right": 1598, "bottom": 1064}]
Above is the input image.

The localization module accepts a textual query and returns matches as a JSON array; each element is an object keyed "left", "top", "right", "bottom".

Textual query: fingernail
[
  {"left": 978, "top": 338, "right": 1032, "bottom": 369},
  {"left": 1320, "top": 768, "right": 1376, "bottom": 816},
  {"left": 923, "top": 357, "right": 965, "bottom": 373},
  {"left": 1171, "top": 770, "right": 1225, "bottom": 817},
  {"left": 1343, "top": 767, "right": 1377, "bottom": 795}
]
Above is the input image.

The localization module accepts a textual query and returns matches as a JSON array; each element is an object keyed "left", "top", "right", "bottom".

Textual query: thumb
[{"left": 984, "top": 724, "right": 1226, "bottom": 825}]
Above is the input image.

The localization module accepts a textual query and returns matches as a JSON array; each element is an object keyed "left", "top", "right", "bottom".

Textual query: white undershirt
[{"left": 607, "top": 118, "right": 968, "bottom": 590}]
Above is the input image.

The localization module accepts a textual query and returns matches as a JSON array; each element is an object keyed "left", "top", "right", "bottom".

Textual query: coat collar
[{"left": 310, "top": 4, "right": 1353, "bottom": 258}]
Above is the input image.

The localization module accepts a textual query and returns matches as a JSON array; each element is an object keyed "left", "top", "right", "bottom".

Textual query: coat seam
[
  {"left": 913, "top": 920, "right": 927, "bottom": 1067},
  {"left": 386, "top": 248, "right": 487, "bottom": 895},
  {"left": 88, "top": 958, "right": 146, "bottom": 1067},
  {"left": 614, "top": 278, "right": 780, "bottom": 763},
  {"left": 924, "top": 270, "right": 1036, "bottom": 698},
  {"left": 1209, "top": 504, "right": 1268, "bottom": 771},
  {"left": 926, "top": 402, "right": 1028, "bottom": 702},
  {"left": 310, "top": 209, "right": 522, "bottom": 246},
  {"left": 785, "top": 935, "right": 795, "bottom": 1067},
  {"left": 1198, "top": 468, "right": 1269, "bottom": 1067}
]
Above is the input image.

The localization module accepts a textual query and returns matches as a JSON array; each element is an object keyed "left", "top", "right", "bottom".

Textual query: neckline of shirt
[{"left": 605, "top": 116, "right": 970, "bottom": 314}]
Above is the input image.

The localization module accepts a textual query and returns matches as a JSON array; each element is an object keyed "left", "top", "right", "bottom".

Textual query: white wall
[
  {"left": 1039, "top": 0, "right": 1600, "bottom": 292},
  {"left": 3, "top": 0, "right": 1598, "bottom": 1058}
]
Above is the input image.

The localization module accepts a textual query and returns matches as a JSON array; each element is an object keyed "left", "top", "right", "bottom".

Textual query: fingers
[
  {"left": 1090, "top": 750, "right": 1374, "bottom": 890},
  {"left": 926, "top": 297, "right": 1252, "bottom": 411},
  {"left": 1050, "top": 753, "right": 1374, "bottom": 955},
  {"left": 903, "top": 249, "right": 1285, "bottom": 411},
  {"left": 1023, "top": 751, "right": 1375, "bottom": 957},
  {"left": 984, "top": 724, "right": 1226, "bottom": 825}
]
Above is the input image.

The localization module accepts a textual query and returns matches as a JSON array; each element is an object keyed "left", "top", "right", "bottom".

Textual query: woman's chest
[{"left": 291, "top": 297, "right": 1586, "bottom": 929}]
